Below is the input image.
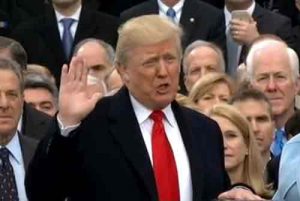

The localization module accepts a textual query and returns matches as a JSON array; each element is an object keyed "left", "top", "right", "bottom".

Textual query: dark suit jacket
[
  {"left": 238, "top": 3, "right": 295, "bottom": 63},
  {"left": 266, "top": 154, "right": 280, "bottom": 190},
  {"left": 25, "top": 87, "right": 230, "bottom": 201},
  {"left": 121, "top": 0, "right": 225, "bottom": 50},
  {"left": 21, "top": 103, "right": 52, "bottom": 140},
  {"left": 121, "top": 0, "right": 226, "bottom": 93},
  {"left": 12, "top": 4, "right": 119, "bottom": 86},
  {"left": 19, "top": 133, "right": 38, "bottom": 171}
]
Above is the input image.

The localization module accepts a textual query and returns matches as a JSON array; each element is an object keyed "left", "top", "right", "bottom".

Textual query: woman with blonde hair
[
  {"left": 209, "top": 104, "right": 273, "bottom": 199},
  {"left": 188, "top": 73, "right": 235, "bottom": 115}
]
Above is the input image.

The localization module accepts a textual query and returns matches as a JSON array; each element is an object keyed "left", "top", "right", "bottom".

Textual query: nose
[
  {"left": 157, "top": 59, "right": 168, "bottom": 77},
  {"left": 223, "top": 136, "right": 228, "bottom": 149},
  {"left": 266, "top": 76, "right": 277, "bottom": 92},
  {"left": 251, "top": 120, "right": 259, "bottom": 134},
  {"left": 0, "top": 94, "right": 9, "bottom": 109}
]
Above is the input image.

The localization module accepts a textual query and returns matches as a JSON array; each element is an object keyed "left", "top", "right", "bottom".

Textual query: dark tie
[
  {"left": 166, "top": 7, "right": 176, "bottom": 23},
  {"left": 61, "top": 18, "right": 75, "bottom": 59},
  {"left": 273, "top": 129, "right": 285, "bottom": 156},
  {"left": 0, "top": 147, "right": 19, "bottom": 201},
  {"left": 151, "top": 110, "right": 179, "bottom": 201}
]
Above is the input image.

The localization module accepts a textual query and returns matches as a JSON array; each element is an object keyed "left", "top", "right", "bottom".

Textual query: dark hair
[
  {"left": 230, "top": 88, "right": 272, "bottom": 118},
  {"left": 0, "top": 36, "right": 27, "bottom": 69},
  {"left": 24, "top": 73, "right": 58, "bottom": 100},
  {"left": 285, "top": 111, "right": 300, "bottom": 137}
]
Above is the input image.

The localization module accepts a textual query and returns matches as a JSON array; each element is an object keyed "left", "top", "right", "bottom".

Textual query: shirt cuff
[{"left": 57, "top": 116, "right": 80, "bottom": 137}]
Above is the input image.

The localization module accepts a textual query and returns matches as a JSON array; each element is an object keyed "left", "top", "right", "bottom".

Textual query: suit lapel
[
  {"left": 41, "top": 5, "right": 66, "bottom": 65},
  {"left": 171, "top": 102, "right": 203, "bottom": 201},
  {"left": 18, "top": 134, "right": 38, "bottom": 171},
  {"left": 180, "top": 0, "right": 198, "bottom": 47},
  {"left": 73, "top": 5, "right": 97, "bottom": 45},
  {"left": 142, "top": 1, "right": 159, "bottom": 14},
  {"left": 108, "top": 88, "right": 158, "bottom": 200}
]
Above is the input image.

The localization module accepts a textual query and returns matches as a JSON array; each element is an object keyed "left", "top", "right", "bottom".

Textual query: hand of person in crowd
[
  {"left": 218, "top": 187, "right": 265, "bottom": 201},
  {"left": 57, "top": 56, "right": 102, "bottom": 126},
  {"left": 230, "top": 18, "right": 260, "bottom": 45}
]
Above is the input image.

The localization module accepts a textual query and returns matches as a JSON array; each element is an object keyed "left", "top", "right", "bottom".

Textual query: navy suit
[{"left": 25, "top": 87, "right": 230, "bottom": 201}]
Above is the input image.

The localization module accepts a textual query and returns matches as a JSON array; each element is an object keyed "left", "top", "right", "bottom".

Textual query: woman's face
[
  {"left": 196, "top": 82, "right": 231, "bottom": 115},
  {"left": 211, "top": 115, "right": 248, "bottom": 172}
]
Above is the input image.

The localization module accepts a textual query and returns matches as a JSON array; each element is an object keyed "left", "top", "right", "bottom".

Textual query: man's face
[
  {"left": 0, "top": 69, "right": 23, "bottom": 137},
  {"left": 119, "top": 39, "right": 180, "bottom": 109},
  {"left": 76, "top": 42, "right": 111, "bottom": 81},
  {"left": 251, "top": 48, "right": 299, "bottom": 118},
  {"left": 24, "top": 87, "right": 57, "bottom": 116},
  {"left": 233, "top": 99, "right": 274, "bottom": 155},
  {"left": 184, "top": 46, "right": 222, "bottom": 91}
]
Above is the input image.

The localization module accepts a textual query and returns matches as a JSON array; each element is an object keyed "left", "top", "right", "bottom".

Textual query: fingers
[
  {"left": 67, "top": 55, "right": 88, "bottom": 85},
  {"left": 60, "top": 64, "right": 69, "bottom": 85}
]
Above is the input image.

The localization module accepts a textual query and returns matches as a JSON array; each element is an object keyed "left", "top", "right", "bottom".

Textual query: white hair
[
  {"left": 182, "top": 40, "right": 225, "bottom": 74},
  {"left": 246, "top": 39, "right": 299, "bottom": 82}
]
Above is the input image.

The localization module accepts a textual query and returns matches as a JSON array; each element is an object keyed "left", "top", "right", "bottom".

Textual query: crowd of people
[{"left": 0, "top": 0, "right": 300, "bottom": 200}]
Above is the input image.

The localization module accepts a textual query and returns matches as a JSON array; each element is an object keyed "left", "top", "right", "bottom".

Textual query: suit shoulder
[
  {"left": 92, "top": 10, "right": 120, "bottom": 24},
  {"left": 120, "top": 1, "right": 156, "bottom": 22},
  {"left": 180, "top": 106, "right": 220, "bottom": 130}
]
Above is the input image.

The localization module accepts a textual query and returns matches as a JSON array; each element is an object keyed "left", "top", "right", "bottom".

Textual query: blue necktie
[
  {"left": 0, "top": 147, "right": 19, "bottom": 201},
  {"left": 61, "top": 18, "right": 75, "bottom": 59},
  {"left": 166, "top": 7, "right": 176, "bottom": 23},
  {"left": 273, "top": 129, "right": 285, "bottom": 156}
]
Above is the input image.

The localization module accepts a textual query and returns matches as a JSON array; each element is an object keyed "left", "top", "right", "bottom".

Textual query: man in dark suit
[
  {"left": 121, "top": 0, "right": 226, "bottom": 93},
  {"left": 0, "top": 58, "right": 38, "bottom": 200},
  {"left": 0, "top": 36, "right": 52, "bottom": 140},
  {"left": 26, "top": 15, "right": 262, "bottom": 201},
  {"left": 225, "top": 0, "right": 295, "bottom": 76},
  {"left": 12, "top": 0, "right": 119, "bottom": 86}
]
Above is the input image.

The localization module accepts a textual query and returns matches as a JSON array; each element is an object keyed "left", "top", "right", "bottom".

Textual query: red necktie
[{"left": 151, "top": 110, "right": 180, "bottom": 201}]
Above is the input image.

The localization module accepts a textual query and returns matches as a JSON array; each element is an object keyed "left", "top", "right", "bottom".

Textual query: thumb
[{"left": 89, "top": 92, "right": 102, "bottom": 105}]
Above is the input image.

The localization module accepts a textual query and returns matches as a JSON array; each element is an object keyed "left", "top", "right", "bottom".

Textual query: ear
[
  {"left": 115, "top": 62, "right": 130, "bottom": 83},
  {"left": 296, "top": 77, "right": 300, "bottom": 95}
]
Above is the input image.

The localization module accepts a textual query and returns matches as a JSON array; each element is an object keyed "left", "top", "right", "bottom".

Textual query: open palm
[{"left": 58, "top": 56, "right": 102, "bottom": 126}]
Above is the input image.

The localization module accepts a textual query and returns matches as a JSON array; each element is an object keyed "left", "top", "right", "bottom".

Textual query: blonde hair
[
  {"left": 176, "top": 93, "right": 201, "bottom": 112},
  {"left": 115, "top": 15, "right": 183, "bottom": 65},
  {"left": 210, "top": 104, "right": 273, "bottom": 198},
  {"left": 189, "top": 73, "right": 235, "bottom": 103}
]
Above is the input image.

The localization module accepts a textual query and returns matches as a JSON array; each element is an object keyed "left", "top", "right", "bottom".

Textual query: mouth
[{"left": 156, "top": 83, "right": 170, "bottom": 94}]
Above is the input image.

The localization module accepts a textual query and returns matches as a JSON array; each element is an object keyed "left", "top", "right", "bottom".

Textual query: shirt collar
[
  {"left": 55, "top": 5, "right": 82, "bottom": 23},
  {"left": 224, "top": 1, "right": 256, "bottom": 28},
  {"left": 157, "top": 0, "right": 184, "bottom": 16},
  {"left": 0, "top": 132, "right": 23, "bottom": 164},
  {"left": 129, "top": 93, "right": 176, "bottom": 127}
]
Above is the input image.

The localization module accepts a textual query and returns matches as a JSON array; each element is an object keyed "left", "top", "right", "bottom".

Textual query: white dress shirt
[
  {"left": 0, "top": 133, "right": 28, "bottom": 201},
  {"left": 130, "top": 95, "right": 192, "bottom": 201},
  {"left": 157, "top": 0, "right": 184, "bottom": 24},
  {"left": 55, "top": 6, "right": 82, "bottom": 39}
]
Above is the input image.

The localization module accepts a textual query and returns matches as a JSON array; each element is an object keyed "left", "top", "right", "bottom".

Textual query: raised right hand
[{"left": 57, "top": 56, "right": 102, "bottom": 126}]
